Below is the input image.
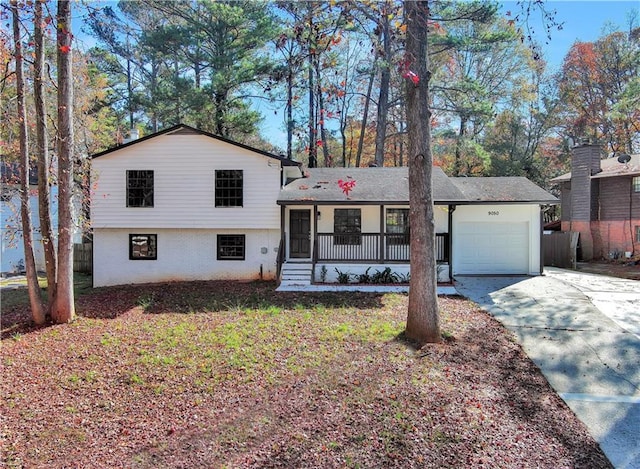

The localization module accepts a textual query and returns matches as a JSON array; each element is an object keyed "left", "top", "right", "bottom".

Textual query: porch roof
[
  {"left": 278, "top": 167, "right": 466, "bottom": 205},
  {"left": 278, "top": 167, "right": 557, "bottom": 205}
]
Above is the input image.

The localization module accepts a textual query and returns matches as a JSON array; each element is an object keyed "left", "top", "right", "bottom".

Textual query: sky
[
  {"left": 72, "top": 1, "right": 638, "bottom": 149},
  {"left": 506, "top": 0, "right": 638, "bottom": 71},
  {"left": 257, "top": 1, "right": 640, "bottom": 149}
]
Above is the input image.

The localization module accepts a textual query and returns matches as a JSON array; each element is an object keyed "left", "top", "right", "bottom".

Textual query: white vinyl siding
[{"left": 91, "top": 134, "right": 282, "bottom": 229}]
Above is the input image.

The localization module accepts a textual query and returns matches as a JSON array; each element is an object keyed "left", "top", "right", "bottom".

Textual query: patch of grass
[
  {"left": 100, "top": 333, "right": 120, "bottom": 347},
  {"left": 126, "top": 373, "right": 145, "bottom": 386},
  {"left": 0, "top": 273, "right": 92, "bottom": 310}
]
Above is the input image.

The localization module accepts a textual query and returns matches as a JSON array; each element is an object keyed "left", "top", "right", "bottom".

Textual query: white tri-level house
[
  {"left": 91, "top": 124, "right": 302, "bottom": 287},
  {"left": 90, "top": 124, "right": 557, "bottom": 288}
]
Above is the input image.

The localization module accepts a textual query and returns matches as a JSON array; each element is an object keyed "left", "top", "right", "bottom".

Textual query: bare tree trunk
[
  {"left": 355, "top": 69, "right": 375, "bottom": 168},
  {"left": 454, "top": 115, "right": 467, "bottom": 176},
  {"left": 50, "top": 0, "right": 75, "bottom": 324},
  {"left": 374, "top": 6, "right": 391, "bottom": 167},
  {"left": 34, "top": 0, "right": 57, "bottom": 306},
  {"left": 405, "top": 0, "right": 440, "bottom": 345},
  {"left": 307, "top": 7, "right": 317, "bottom": 168},
  {"left": 12, "top": 0, "right": 46, "bottom": 325},
  {"left": 286, "top": 68, "right": 294, "bottom": 160},
  {"left": 316, "top": 62, "right": 331, "bottom": 167}
]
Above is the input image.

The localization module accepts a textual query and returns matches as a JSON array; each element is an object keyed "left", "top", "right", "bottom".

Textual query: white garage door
[{"left": 456, "top": 222, "right": 529, "bottom": 274}]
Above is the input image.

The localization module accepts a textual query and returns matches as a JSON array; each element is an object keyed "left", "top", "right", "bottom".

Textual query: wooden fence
[
  {"left": 73, "top": 242, "right": 92, "bottom": 273},
  {"left": 543, "top": 232, "right": 579, "bottom": 269}
]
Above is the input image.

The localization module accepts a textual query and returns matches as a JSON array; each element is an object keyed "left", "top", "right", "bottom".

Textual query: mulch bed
[{"left": 1, "top": 280, "right": 612, "bottom": 468}]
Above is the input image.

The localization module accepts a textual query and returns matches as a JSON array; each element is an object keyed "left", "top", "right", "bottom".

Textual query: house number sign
[{"left": 488, "top": 211, "right": 500, "bottom": 216}]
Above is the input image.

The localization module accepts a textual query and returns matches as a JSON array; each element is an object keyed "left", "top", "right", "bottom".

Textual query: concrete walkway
[{"left": 455, "top": 270, "right": 640, "bottom": 469}]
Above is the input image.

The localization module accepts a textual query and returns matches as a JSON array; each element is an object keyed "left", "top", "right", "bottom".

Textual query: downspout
[
  {"left": 540, "top": 207, "right": 544, "bottom": 275},
  {"left": 448, "top": 205, "right": 455, "bottom": 282}
]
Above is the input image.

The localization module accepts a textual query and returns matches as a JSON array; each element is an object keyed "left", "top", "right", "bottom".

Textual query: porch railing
[
  {"left": 316, "top": 233, "right": 449, "bottom": 263},
  {"left": 275, "top": 234, "right": 285, "bottom": 281}
]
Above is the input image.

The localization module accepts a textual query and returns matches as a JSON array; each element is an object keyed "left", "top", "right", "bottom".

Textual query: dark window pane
[
  {"left": 334, "top": 209, "right": 361, "bottom": 245},
  {"left": 386, "top": 209, "right": 410, "bottom": 245},
  {"left": 126, "top": 170, "right": 154, "bottom": 207},
  {"left": 215, "top": 170, "right": 243, "bottom": 207},
  {"left": 217, "top": 234, "right": 245, "bottom": 260},
  {"left": 129, "top": 234, "right": 157, "bottom": 260}
]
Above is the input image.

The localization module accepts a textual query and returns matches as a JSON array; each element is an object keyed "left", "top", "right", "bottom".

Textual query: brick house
[{"left": 551, "top": 143, "right": 640, "bottom": 260}]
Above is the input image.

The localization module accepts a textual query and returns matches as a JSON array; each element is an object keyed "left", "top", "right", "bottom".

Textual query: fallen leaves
[{"left": 1, "top": 281, "right": 612, "bottom": 468}]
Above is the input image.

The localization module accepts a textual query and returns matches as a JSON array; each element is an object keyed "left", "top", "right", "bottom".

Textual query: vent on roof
[{"left": 617, "top": 153, "right": 631, "bottom": 164}]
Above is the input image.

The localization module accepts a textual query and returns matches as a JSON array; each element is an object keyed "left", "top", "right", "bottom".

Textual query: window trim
[
  {"left": 636, "top": 226, "right": 640, "bottom": 244},
  {"left": 217, "top": 234, "right": 246, "bottom": 260},
  {"left": 386, "top": 208, "right": 410, "bottom": 245},
  {"left": 126, "top": 170, "right": 154, "bottom": 207},
  {"left": 129, "top": 234, "right": 157, "bottom": 260},
  {"left": 334, "top": 208, "right": 362, "bottom": 246},
  {"left": 215, "top": 170, "right": 244, "bottom": 207}
]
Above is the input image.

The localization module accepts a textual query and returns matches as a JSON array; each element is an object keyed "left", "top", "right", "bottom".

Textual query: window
[
  {"left": 1, "top": 187, "right": 17, "bottom": 202},
  {"left": 334, "top": 208, "right": 361, "bottom": 245},
  {"left": 126, "top": 170, "right": 154, "bottom": 207},
  {"left": 633, "top": 176, "right": 640, "bottom": 193},
  {"left": 217, "top": 234, "right": 245, "bottom": 260},
  {"left": 129, "top": 234, "right": 157, "bottom": 260},
  {"left": 636, "top": 226, "right": 640, "bottom": 243},
  {"left": 386, "top": 208, "right": 410, "bottom": 245},
  {"left": 215, "top": 170, "right": 243, "bottom": 207}
]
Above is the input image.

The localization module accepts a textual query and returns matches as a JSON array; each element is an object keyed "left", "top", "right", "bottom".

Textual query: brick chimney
[
  {"left": 123, "top": 129, "right": 140, "bottom": 144},
  {"left": 569, "top": 142, "right": 603, "bottom": 260}
]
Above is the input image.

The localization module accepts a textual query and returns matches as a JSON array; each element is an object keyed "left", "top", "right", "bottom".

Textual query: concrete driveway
[{"left": 455, "top": 269, "right": 640, "bottom": 469}]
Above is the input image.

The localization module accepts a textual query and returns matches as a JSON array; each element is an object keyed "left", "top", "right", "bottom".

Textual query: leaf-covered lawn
[{"left": 1, "top": 281, "right": 611, "bottom": 468}]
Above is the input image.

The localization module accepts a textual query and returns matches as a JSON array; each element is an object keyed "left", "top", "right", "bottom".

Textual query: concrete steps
[{"left": 278, "top": 262, "right": 313, "bottom": 290}]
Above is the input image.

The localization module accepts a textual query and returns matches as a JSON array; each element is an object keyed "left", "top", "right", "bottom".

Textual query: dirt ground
[{"left": 576, "top": 260, "right": 640, "bottom": 281}]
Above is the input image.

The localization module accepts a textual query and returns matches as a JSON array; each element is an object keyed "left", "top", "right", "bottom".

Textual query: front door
[{"left": 289, "top": 210, "right": 311, "bottom": 258}]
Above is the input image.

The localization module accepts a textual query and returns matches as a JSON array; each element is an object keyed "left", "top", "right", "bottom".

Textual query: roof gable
[{"left": 91, "top": 124, "right": 301, "bottom": 167}]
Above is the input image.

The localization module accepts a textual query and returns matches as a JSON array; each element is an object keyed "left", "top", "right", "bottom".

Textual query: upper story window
[
  {"left": 334, "top": 208, "right": 361, "bottom": 245},
  {"left": 633, "top": 176, "right": 640, "bottom": 193},
  {"left": 386, "top": 208, "right": 410, "bottom": 245},
  {"left": 215, "top": 170, "right": 243, "bottom": 207},
  {"left": 126, "top": 170, "right": 154, "bottom": 207}
]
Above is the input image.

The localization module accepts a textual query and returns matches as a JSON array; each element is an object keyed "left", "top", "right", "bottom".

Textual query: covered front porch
[{"left": 276, "top": 203, "right": 452, "bottom": 288}]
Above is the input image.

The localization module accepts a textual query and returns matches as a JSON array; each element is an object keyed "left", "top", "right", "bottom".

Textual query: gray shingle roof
[
  {"left": 550, "top": 154, "right": 640, "bottom": 183},
  {"left": 450, "top": 177, "right": 558, "bottom": 204},
  {"left": 277, "top": 167, "right": 557, "bottom": 205}
]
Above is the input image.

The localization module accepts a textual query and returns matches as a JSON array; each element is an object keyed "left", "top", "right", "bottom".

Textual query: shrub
[
  {"left": 357, "top": 267, "right": 372, "bottom": 284},
  {"left": 371, "top": 267, "right": 397, "bottom": 284},
  {"left": 334, "top": 268, "right": 351, "bottom": 284}
]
